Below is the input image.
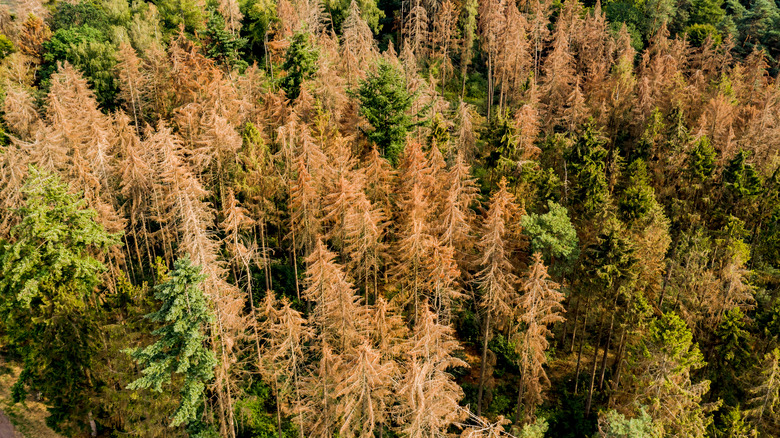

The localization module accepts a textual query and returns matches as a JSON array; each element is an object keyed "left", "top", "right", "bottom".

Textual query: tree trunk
[
  {"left": 513, "top": 361, "right": 526, "bottom": 426},
  {"left": 573, "top": 296, "right": 591, "bottom": 394},
  {"left": 598, "top": 311, "right": 616, "bottom": 390},
  {"left": 585, "top": 312, "right": 606, "bottom": 416},
  {"left": 565, "top": 295, "right": 582, "bottom": 352},
  {"left": 477, "top": 312, "right": 491, "bottom": 417},
  {"left": 487, "top": 54, "right": 493, "bottom": 121},
  {"left": 274, "top": 380, "right": 284, "bottom": 438}
]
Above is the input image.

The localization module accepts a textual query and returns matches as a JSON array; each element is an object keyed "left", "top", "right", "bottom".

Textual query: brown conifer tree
[
  {"left": 303, "top": 239, "right": 368, "bottom": 352},
  {"left": 116, "top": 42, "right": 149, "bottom": 133},
  {"left": 334, "top": 340, "right": 396, "bottom": 438},
  {"left": 474, "top": 179, "right": 521, "bottom": 416},
  {"left": 395, "top": 303, "right": 467, "bottom": 437},
  {"left": 512, "top": 253, "right": 565, "bottom": 424},
  {"left": 259, "top": 291, "right": 313, "bottom": 438}
]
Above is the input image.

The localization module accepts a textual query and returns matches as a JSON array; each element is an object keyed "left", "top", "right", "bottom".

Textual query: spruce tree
[
  {"left": 354, "top": 60, "right": 416, "bottom": 165},
  {"left": 126, "top": 257, "right": 218, "bottom": 428},
  {"left": 0, "top": 167, "right": 120, "bottom": 430}
]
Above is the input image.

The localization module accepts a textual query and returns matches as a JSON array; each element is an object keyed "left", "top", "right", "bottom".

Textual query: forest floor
[{"left": 0, "top": 358, "right": 63, "bottom": 438}]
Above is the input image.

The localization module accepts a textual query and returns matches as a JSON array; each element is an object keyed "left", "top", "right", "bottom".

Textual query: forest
[{"left": 0, "top": 0, "right": 779, "bottom": 435}]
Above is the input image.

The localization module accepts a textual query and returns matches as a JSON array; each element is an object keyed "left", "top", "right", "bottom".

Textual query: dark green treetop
[
  {"left": 280, "top": 31, "right": 318, "bottom": 100},
  {"left": 354, "top": 59, "right": 419, "bottom": 165}
]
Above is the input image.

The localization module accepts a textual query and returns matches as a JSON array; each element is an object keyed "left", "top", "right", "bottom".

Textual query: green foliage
[
  {"left": 239, "top": 0, "right": 277, "bottom": 63},
  {"left": 686, "top": 23, "right": 723, "bottom": 46},
  {"left": 518, "top": 417, "right": 549, "bottom": 438},
  {"left": 716, "top": 308, "right": 751, "bottom": 367},
  {"left": 619, "top": 160, "right": 657, "bottom": 223},
  {"left": 724, "top": 150, "right": 762, "bottom": 199},
  {"left": 521, "top": 200, "right": 579, "bottom": 263},
  {"left": 583, "top": 219, "right": 638, "bottom": 293},
  {"left": 205, "top": 10, "right": 248, "bottom": 71},
  {"left": 483, "top": 113, "right": 520, "bottom": 179},
  {"left": 324, "top": 0, "right": 384, "bottom": 33},
  {"left": 53, "top": 0, "right": 111, "bottom": 31},
  {"left": 428, "top": 113, "right": 450, "bottom": 149},
  {"left": 280, "top": 32, "right": 318, "bottom": 100},
  {"left": 155, "top": 0, "right": 206, "bottom": 34},
  {"left": 0, "top": 34, "right": 14, "bottom": 60},
  {"left": 0, "top": 167, "right": 120, "bottom": 430},
  {"left": 597, "top": 408, "right": 659, "bottom": 437},
  {"left": 643, "top": 312, "right": 706, "bottom": 376},
  {"left": 689, "top": 0, "right": 726, "bottom": 26},
  {"left": 716, "top": 405, "right": 757, "bottom": 438},
  {"left": 688, "top": 136, "right": 717, "bottom": 182},
  {"left": 738, "top": 0, "right": 780, "bottom": 61},
  {"left": 127, "top": 257, "right": 218, "bottom": 428},
  {"left": 567, "top": 126, "right": 610, "bottom": 215},
  {"left": 42, "top": 25, "right": 118, "bottom": 105},
  {"left": 354, "top": 59, "right": 417, "bottom": 165}
]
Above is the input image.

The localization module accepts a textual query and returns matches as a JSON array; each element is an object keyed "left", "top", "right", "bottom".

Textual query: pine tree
[
  {"left": 354, "top": 60, "right": 416, "bottom": 165},
  {"left": 127, "top": 256, "right": 218, "bottom": 428},
  {"left": 343, "top": 186, "right": 387, "bottom": 301},
  {"left": 437, "top": 152, "right": 479, "bottom": 261},
  {"left": 303, "top": 239, "right": 368, "bottom": 352},
  {"left": 746, "top": 348, "right": 780, "bottom": 436},
  {"left": 474, "top": 179, "right": 521, "bottom": 416},
  {"left": 395, "top": 303, "right": 467, "bottom": 437},
  {"left": 289, "top": 156, "right": 323, "bottom": 258},
  {"left": 512, "top": 253, "right": 565, "bottom": 424},
  {"left": 622, "top": 312, "right": 714, "bottom": 437},
  {"left": 258, "top": 291, "right": 313, "bottom": 438},
  {"left": 334, "top": 340, "right": 396, "bottom": 438},
  {"left": 116, "top": 42, "right": 148, "bottom": 132}
]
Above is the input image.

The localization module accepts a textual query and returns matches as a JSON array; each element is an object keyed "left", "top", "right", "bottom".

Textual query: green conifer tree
[
  {"left": 0, "top": 167, "right": 120, "bottom": 430},
  {"left": 127, "top": 257, "right": 218, "bottom": 428},
  {"left": 354, "top": 59, "right": 418, "bottom": 165}
]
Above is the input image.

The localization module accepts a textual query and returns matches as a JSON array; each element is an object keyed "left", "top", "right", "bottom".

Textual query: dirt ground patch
[
  {"left": 0, "top": 358, "right": 63, "bottom": 438},
  {"left": 0, "top": 409, "right": 24, "bottom": 438}
]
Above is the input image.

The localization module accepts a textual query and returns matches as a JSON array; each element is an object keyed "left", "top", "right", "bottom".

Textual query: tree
[
  {"left": 204, "top": 9, "right": 248, "bottom": 71},
  {"left": 623, "top": 312, "right": 714, "bottom": 437},
  {"left": 334, "top": 340, "right": 395, "bottom": 438},
  {"left": 746, "top": 348, "right": 780, "bottom": 435},
  {"left": 302, "top": 239, "right": 367, "bottom": 353},
  {"left": 512, "top": 253, "right": 565, "bottom": 423},
  {"left": 258, "top": 291, "right": 313, "bottom": 438},
  {"left": 474, "top": 179, "right": 521, "bottom": 416},
  {"left": 126, "top": 256, "right": 218, "bottom": 428},
  {"left": 0, "top": 168, "right": 120, "bottom": 432},
  {"left": 394, "top": 303, "right": 466, "bottom": 437},
  {"left": 597, "top": 409, "right": 660, "bottom": 437},
  {"left": 723, "top": 150, "right": 762, "bottom": 200},
  {"left": 520, "top": 201, "right": 578, "bottom": 265},
  {"left": 42, "top": 25, "right": 118, "bottom": 106},
  {"left": 354, "top": 59, "right": 417, "bottom": 165},
  {"left": 280, "top": 31, "right": 318, "bottom": 99}
]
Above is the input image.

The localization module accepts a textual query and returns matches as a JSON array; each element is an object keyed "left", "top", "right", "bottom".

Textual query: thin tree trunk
[
  {"left": 598, "top": 311, "right": 616, "bottom": 390},
  {"left": 585, "top": 312, "right": 606, "bottom": 415},
  {"left": 564, "top": 295, "right": 581, "bottom": 351},
  {"left": 274, "top": 380, "right": 284, "bottom": 438},
  {"left": 259, "top": 220, "right": 272, "bottom": 292},
  {"left": 123, "top": 232, "right": 137, "bottom": 284},
  {"left": 513, "top": 365, "right": 526, "bottom": 426},
  {"left": 290, "top": 226, "right": 301, "bottom": 300},
  {"left": 477, "top": 312, "right": 491, "bottom": 417},
  {"left": 573, "top": 296, "right": 591, "bottom": 394},
  {"left": 487, "top": 53, "right": 493, "bottom": 121}
]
